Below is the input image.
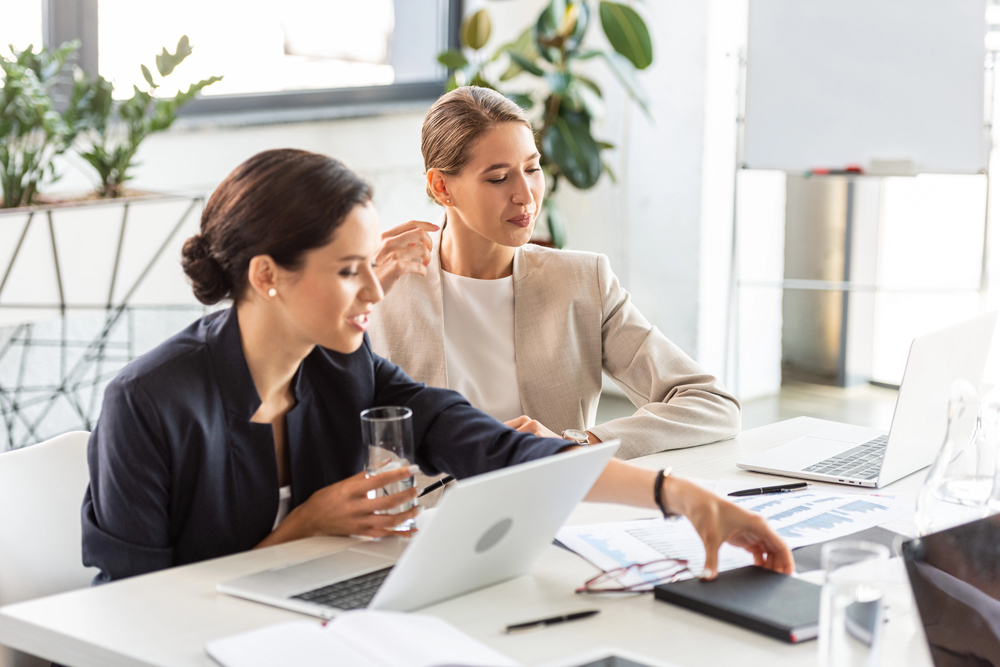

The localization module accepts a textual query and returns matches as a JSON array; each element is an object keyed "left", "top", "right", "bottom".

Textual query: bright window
[
  {"left": 97, "top": 0, "right": 448, "bottom": 98},
  {"left": 871, "top": 174, "right": 987, "bottom": 385},
  {"left": 0, "top": 0, "right": 43, "bottom": 54}
]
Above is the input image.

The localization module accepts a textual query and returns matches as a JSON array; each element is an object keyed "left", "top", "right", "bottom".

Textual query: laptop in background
[
  {"left": 219, "top": 441, "right": 618, "bottom": 618},
  {"left": 902, "top": 514, "right": 1000, "bottom": 666},
  {"left": 737, "top": 311, "right": 997, "bottom": 488}
]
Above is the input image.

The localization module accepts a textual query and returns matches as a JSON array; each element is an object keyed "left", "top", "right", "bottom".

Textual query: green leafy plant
[
  {"left": 0, "top": 41, "right": 92, "bottom": 208},
  {"left": 438, "top": 0, "right": 653, "bottom": 246},
  {"left": 75, "top": 36, "right": 222, "bottom": 198}
]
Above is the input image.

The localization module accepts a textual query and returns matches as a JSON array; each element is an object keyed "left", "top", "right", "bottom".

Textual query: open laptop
[
  {"left": 219, "top": 441, "right": 618, "bottom": 618},
  {"left": 902, "top": 514, "right": 1000, "bottom": 666},
  {"left": 737, "top": 311, "right": 997, "bottom": 488}
]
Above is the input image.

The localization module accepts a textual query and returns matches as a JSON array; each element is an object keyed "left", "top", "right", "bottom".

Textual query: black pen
[
  {"left": 418, "top": 475, "right": 454, "bottom": 498},
  {"left": 728, "top": 482, "right": 808, "bottom": 497},
  {"left": 504, "top": 610, "right": 599, "bottom": 633}
]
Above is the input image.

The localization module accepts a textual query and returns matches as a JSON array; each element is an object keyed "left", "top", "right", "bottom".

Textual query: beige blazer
[{"left": 368, "top": 232, "right": 740, "bottom": 461}]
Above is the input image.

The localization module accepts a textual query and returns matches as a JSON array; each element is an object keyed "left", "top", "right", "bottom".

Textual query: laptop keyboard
[
  {"left": 291, "top": 566, "right": 393, "bottom": 610},
  {"left": 802, "top": 435, "right": 888, "bottom": 481}
]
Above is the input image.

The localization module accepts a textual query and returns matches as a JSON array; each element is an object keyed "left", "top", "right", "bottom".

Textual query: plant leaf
[
  {"left": 140, "top": 64, "right": 155, "bottom": 88},
  {"left": 462, "top": 9, "right": 492, "bottom": 50},
  {"left": 437, "top": 49, "right": 469, "bottom": 70},
  {"left": 544, "top": 198, "right": 567, "bottom": 248},
  {"left": 542, "top": 109, "right": 601, "bottom": 189},
  {"left": 545, "top": 71, "right": 571, "bottom": 94},
  {"left": 601, "top": 159, "right": 618, "bottom": 184},
  {"left": 508, "top": 51, "right": 544, "bottom": 77},
  {"left": 535, "top": 2, "right": 562, "bottom": 64},
  {"left": 506, "top": 93, "right": 534, "bottom": 110},
  {"left": 596, "top": 51, "right": 650, "bottom": 116},
  {"left": 561, "top": 1, "right": 590, "bottom": 56},
  {"left": 155, "top": 35, "right": 194, "bottom": 77},
  {"left": 599, "top": 1, "right": 653, "bottom": 70},
  {"left": 566, "top": 78, "right": 604, "bottom": 119}
]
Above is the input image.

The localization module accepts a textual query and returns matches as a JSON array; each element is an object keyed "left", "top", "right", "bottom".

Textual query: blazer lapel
[
  {"left": 422, "top": 231, "right": 448, "bottom": 389},
  {"left": 512, "top": 246, "right": 545, "bottom": 422}
]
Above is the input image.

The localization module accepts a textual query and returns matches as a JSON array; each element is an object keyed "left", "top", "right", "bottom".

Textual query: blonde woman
[{"left": 370, "top": 86, "right": 739, "bottom": 468}]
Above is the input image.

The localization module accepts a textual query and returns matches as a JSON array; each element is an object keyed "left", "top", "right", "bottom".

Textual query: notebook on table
[
  {"left": 653, "top": 566, "right": 821, "bottom": 643},
  {"left": 205, "top": 610, "right": 517, "bottom": 667}
]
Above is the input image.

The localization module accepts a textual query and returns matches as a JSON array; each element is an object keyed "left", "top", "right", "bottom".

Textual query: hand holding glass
[{"left": 361, "top": 406, "right": 418, "bottom": 532}]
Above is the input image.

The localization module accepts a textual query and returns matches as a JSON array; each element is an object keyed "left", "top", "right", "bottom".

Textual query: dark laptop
[{"left": 902, "top": 515, "right": 1000, "bottom": 666}]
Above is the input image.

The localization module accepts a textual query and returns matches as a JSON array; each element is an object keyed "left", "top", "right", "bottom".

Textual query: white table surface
[{"left": 0, "top": 417, "right": 935, "bottom": 667}]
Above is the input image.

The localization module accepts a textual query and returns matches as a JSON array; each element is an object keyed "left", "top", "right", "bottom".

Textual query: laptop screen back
[{"left": 902, "top": 515, "right": 1000, "bottom": 666}]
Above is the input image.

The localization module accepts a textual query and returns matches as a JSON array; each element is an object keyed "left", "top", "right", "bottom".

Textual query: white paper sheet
[
  {"left": 713, "top": 480, "right": 913, "bottom": 549},
  {"left": 206, "top": 610, "right": 518, "bottom": 667},
  {"left": 556, "top": 519, "right": 756, "bottom": 589},
  {"left": 557, "top": 483, "right": 914, "bottom": 589}
]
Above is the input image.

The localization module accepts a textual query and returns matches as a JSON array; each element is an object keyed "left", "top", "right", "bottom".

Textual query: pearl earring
[
  {"left": 268, "top": 288, "right": 277, "bottom": 297},
  {"left": 445, "top": 199, "right": 451, "bottom": 204}
]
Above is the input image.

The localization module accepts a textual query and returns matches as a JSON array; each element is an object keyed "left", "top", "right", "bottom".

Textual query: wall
[{"left": 34, "top": 0, "right": 752, "bottom": 392}]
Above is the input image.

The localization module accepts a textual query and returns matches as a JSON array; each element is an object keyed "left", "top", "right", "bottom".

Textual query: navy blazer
[{"left": 82, "top": 307, "right": 565, "bottom": 583}]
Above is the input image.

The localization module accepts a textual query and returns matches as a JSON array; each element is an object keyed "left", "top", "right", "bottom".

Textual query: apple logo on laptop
[{"left": 475, "top": 518, "right": 513, "bottom": 553}]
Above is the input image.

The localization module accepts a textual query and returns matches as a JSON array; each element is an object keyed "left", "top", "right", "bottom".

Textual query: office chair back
[{"left": 0, "top": 431, "right": 98, "bottom": 667}]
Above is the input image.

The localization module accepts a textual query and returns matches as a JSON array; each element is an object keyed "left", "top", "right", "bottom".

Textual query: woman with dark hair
[{"left": 82, "top": 148, "right": 792, "bottom": 585}]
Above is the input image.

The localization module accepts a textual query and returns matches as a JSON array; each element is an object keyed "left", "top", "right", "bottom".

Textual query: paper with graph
[{"left": 557, "top": 485, "right": 913, "bottom": 586}]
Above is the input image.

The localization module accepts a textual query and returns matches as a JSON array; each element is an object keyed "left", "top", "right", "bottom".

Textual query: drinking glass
[
  {"left": 819, "top": 541, "right": 890, "bottom": 667},
  {"left": 361, "top": 406, "right": 417, "bottom": 531}
]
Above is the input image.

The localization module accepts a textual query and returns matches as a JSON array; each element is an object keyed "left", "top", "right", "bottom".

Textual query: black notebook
[{"left": 653, "top": 566, "right": 821, "bottom": 643}]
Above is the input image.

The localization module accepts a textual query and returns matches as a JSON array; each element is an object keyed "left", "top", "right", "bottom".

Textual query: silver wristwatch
[{"left": 561, "top": 429, "right": 590, "bottom": 446}]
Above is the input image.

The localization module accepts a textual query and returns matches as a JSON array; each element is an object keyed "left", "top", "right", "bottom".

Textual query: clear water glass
[
  {"left": 361, "top": 406, "right": 417, "bottom": 531},
  {"left": 819, "top": 541, "right": 890, "bottom": 667}
]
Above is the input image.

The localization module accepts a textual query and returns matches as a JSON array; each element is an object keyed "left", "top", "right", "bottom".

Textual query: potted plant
[
  {"left": 0, "top": 41, "right": 91, "bottom": 208},
  {"left": 438, "top": 0, "right": 654, "bottom": 247},
  {"left": 0, "top": 38, "right": 221, "bottom": 449},
  {"left": 74, "top": 36, "right": 222, "bottom": 198}
]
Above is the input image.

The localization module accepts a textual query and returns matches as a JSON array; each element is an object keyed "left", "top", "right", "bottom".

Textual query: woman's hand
[
  {"left": 504, "top": 415, "right": 560, "bottom": 439},
  {"left": 663, "top": 476, "right": 793, "bottom": 579},
  {"left": 584, "top": 460, "right": 793, "bottom": 579},
  {"left": 256, "top": 466, "right": 421, "bottom": 548},
  {"left": 375, "top": 220, "right": 439, "bottom": 294}
]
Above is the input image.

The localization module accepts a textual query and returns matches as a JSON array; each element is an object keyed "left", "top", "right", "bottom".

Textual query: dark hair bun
[{"left": 181, "top": 233, "right": 230, "bottom": 305}]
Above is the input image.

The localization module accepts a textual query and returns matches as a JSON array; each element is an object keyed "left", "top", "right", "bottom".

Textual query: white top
[
  {"left": 272, "top": 485, "right": 291, "bottom": 530},
  {"left": 440, "top": 270, "right": 523, "bottom": 423}
]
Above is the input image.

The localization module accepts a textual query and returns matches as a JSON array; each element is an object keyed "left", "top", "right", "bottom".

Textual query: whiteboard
[{"left": 743, "top": 0, "right": 988, "bottom": 174}]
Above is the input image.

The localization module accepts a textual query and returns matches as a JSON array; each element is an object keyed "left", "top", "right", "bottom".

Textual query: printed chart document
[
  {"left": 206, "top": 610, "right": 518, "bottom": 667},
  {"left": 557, "top": 484, "right": 913, "bottom": 588}
]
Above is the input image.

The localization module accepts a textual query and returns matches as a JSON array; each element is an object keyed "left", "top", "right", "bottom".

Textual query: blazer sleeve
[
  {"left": 586, "top": 254, "right": 741, "bottom": 458},
  {"left": 81, "top": 377, "right": 174, "bottom": 583},
  {"left": 369, "top": 348, "right": 566, "bottom": 478}
]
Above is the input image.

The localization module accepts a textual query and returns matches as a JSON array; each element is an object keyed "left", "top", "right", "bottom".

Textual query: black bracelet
[{"left": 653, "top": 468, "right": 673, "bottom": 518}]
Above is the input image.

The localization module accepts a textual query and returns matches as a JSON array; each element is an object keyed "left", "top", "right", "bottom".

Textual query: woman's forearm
[
  {"left": 253, "top": 504, "right": 317, "bottom": 549},
  {"left": 584, "top": 458, "right": 691, "bottom": 516}
]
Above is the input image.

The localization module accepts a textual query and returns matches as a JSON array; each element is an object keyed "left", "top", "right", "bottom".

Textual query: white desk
[{"left": 0, "top": 417, "right": 934, "bottom": 667}]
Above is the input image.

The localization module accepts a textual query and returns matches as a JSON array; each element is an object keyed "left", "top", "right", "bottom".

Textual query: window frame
[{"left": 42, "top": 0, "right": 462, "bottom": 120}]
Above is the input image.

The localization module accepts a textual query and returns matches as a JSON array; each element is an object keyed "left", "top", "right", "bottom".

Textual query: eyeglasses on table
[{"left": 575, "top": 558, "right": 691, "bottom": 594}]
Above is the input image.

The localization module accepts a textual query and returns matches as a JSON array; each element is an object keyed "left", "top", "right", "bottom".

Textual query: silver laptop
[
  {"left": 218, "top": 441, "right": 618, "bottom": 618},
  {"left": 738, "top": 311, "right": 997, "bottom": 488}
]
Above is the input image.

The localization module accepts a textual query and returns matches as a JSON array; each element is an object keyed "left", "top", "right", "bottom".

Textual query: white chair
[{"left": 0, "top": 431, "right": 98, "bottom": 667}]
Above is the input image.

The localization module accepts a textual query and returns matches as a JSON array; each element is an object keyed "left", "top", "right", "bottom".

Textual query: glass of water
[
  {"left": 819, "top": 541, "right": 891, "bottom": 667},
  {"left": 360, "top": 406, "right": 417, "bottom": 531}
]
